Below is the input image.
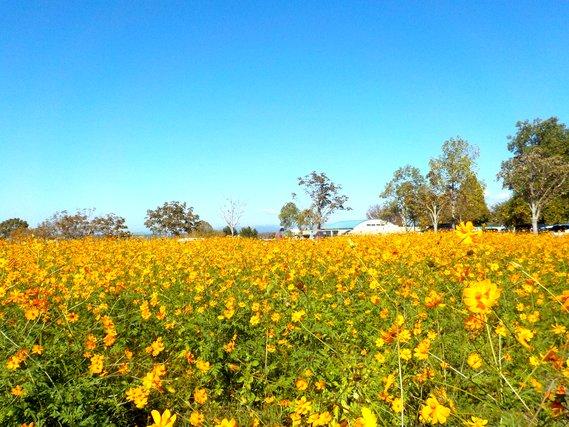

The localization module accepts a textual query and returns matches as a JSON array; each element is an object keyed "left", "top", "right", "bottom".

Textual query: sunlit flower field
[{"left": 1, "top": 232, "right": 568, "bottom": 426}]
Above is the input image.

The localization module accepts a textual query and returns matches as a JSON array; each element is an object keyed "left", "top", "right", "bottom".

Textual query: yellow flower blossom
[
  {"left": 148, "top": 409, "right": 177, "bottom": 427},
  {"left": 419, "top": 396, "right": 451, "bottom": 425}
]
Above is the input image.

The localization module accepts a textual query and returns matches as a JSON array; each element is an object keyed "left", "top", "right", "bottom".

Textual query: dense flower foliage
[{"left": 0, "top": 233, "right": 568, "bottom": 425}]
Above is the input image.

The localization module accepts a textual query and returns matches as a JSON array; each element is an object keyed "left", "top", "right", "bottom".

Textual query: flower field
[{"left": 1, "top": 232, "right": 568, "bottom": 426}]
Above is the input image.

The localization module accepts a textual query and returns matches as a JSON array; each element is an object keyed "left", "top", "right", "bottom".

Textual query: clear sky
[{"left": 1, "top": 1, "right": 568, "bottom": 232}]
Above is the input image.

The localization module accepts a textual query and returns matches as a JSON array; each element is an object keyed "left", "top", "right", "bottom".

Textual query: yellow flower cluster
[{"left": 1, "top": 232, "right": 568, "bottom": 425}]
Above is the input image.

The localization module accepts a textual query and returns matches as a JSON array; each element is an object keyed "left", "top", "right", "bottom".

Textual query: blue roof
[{"left": 321, "top": 220, "right": 365, "bottom": 230}]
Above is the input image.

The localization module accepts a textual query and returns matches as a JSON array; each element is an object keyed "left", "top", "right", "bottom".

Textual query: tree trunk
[
  {"left": 430, "top": 205, "right": 439, "bottom": 233},
  {"left": 530, "top": 203, "right": 540, "bottom": 235}
]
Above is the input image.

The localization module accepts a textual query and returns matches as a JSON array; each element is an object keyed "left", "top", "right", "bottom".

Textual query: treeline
[
  {"left": 368, "top": 117, "right": 569, "bottom": 234},
  {"left": 2, "top": 117, "right": 568, "bottom": 238},
  {"left": 0, "top": 201, "right": 260, "bottom": 239}
]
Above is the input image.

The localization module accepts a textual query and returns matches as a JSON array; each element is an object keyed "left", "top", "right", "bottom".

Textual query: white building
[{"left": 321, "top": 219, "right": 406, "bottom": 235}]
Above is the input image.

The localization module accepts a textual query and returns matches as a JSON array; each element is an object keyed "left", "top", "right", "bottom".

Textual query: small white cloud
[{"left": 484, "top": 189, "right": 510, "bottom": 206}]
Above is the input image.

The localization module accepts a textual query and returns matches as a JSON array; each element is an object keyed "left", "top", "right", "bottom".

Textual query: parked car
[{"left": 550, "top": 223, "right": 569, "bottom": 233}]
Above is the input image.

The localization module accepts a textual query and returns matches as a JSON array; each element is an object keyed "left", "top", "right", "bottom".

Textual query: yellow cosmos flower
[
  {"left": 515, "top": 327, "right": 534, "bottom": 349},
  {"left": 295, "top": 378, "right": 308, "bottom": 391},
  {"left": 392, "top": 397, "right": 403, "bottom": 413},
  {"left": 467, "top": 353, "right": 482, "bottom": 370},
  {"left": 196, "top": 359, "right": 211, "bottom": 373},
  {"left": 146, "top": 337, "right": 165, "bottom": 356},
  {"left": 215, "top": 419, "right": 237, "bottom": 427},
  {"left": 125, "top": 386, "right": 149, "bottom": 408},
  {"left": 455, "top": 221, "right": 481, "bottom": 245},
  {"left": 11, "top": 385, "right": 26, "bottom": 397},
  {"left": 193, "top": 388, "right": 208, "bottom": 404},
  {"left": 354, "top": 407, "right": 377, "bottom": 427},
  {"left": 189, "top": 411, "right": 204, "bottom": 426},
  {"left": 419, "top": 396, "right": 451, "bottom": 425},
  {"left": 89, "top": 354, "right": 104, "bottom": 374},
  {"left": 148, "top": 409, "right": 177, "bottom": 427},
  {"left": 463, "top": 416, "right": 488, "bottom": 426},
  {"left": 291, "top": 310, "right": 306, "bottom": 322},
  {"left": 463, "top": 279, "right": 501, "bottom": 314}
]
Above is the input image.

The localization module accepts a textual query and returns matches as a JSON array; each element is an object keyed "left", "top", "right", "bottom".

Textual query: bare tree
[{"left": 221, "top": 198, "right": 245, "bottom": 236}]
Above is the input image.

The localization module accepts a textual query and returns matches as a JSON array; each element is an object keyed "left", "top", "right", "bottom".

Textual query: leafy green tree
[
  {"left": 490, "top": 197, "right": 530, "bottom": 229},
  {"left": 36, "top": 209, "right": 93, "bottom": 239},
  {"left": 195, "top": 220, "right": 214, "bottom": 235},
  {"left": 380, "top": 165, "right": 424, "bottom": 229},
  {"left": 507, "top": 117, "right": 569, "bottom": 223},
  {"left": 429, "top": 137, "right": 480, "bottom": 225},
  {"left": 297, "top": 171, "right": 351, "bottom": 230},
  {"left": 456, "top": 173, "right": 490, "bottom": 224},
  {"left": 0, "top": 218, "right": 29, "bottom": 238},
  {"left": 222, "top": 226, "right": 233, "bottom": 236},
  {"left": 279, "top": 202, "right": 300, "bottom": 230},
  {"left": 90, "top": 213, "right": 130, "bottom": 237},
  {"left": 239, "top": 226, "right": 258, "bottom": 238},
  {"left": 507, "top": 117, "right": 569, "bottom": 158},
  {"left": 419, "top": 164, "right": 448, "bottom": 232},
  {"left": 144, "top": 201, "right": 200, "bottom": 236},
  {"left": 366, "top": 202, "right": 401, "bottom": 225},
  {"left": 498, "top": 148, "right": 569, "bottom": 233}
]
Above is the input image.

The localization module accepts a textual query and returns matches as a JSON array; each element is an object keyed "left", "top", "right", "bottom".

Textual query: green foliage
[
  {"left": 456, "top": 173, "right": 490, "bottom": 225},
  {"left": 490, "top": 196, "right": 530, "bottom": 228},
  {"left": 507, "top": 117, "right": 569, "bottom": 158},
  {"left": 0, "top": 218, "right": 28, "bottom": 239},
  {"left": 297, "top": 171, "right": 351, "bottom": 229},
  {"left": 498, "top": 147, "right": 569, "bottom": 233},
  {"left": 429, "top": 137, "right": 480, "bottom": 224},
  {"left": 278, "top": 202, "right": 300, "bottom": 230},
  {"left": 501, "top": 117, "right": 569, "bottom": 229},
  {"left": 239, "top": 226, "right": 258, "bottom": 238},
  {"left": 144, "top": 201, "right": 199, "bottom": 236},
  {"left": 380, "top": 165, "right": 425, "bottom": 228}
]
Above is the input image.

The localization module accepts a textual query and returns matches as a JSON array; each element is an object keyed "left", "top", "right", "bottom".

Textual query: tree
[
  {"left": 490, "top": 197, "right": 529, "bottom": 229},
  {"left": 456, "top": 173, "right": 490, "bottom": 225},
  {"left": 279, "top": 202, "right": 300, "bottom": 230},
  {"left": 498, "top": 148, "right": 569, "bottom": 233},
  {"left": 0, "top": 218, "right": 29, "bottom": 238},
  {"left": 221, "top": 198, "right": 244, "bottom": 236},
  {"left": 90, "top": 213, "right": 130, "bottom": 237},
  {"left": 239, "top": 226, "right": 258, "bottom": 238},
  {"left": 297, "top": 171, "right": 350, "bottom": 230},
  {"left": 222, "top": 226, "right": 233, "bottom": 236},
  {"left": 429, "top": 138, "right": 479, "bottom": 225},
  {"left": 507, "top": 117, "right": 569, "bottom": 223},
  {"left": 36, "top": 209, "right": 93, "bottom": 239},
  {"left": 144, "top": 201, "right": 200, "bottom": 236},
  {"left": 195, "top": 220, "right": 214, "bottom": 235},
  {"left": 366, "top": 202, "right": 401, "bottom": 225},
  {"left": 419, "top": 166, "right": 448, "bottom": 232},
  {"left": 380, "top": 165, "right": 424, "bottom": 229},
  {"left": 296, "top": 208, "right": 318, "bottom": 235},
  {"left": 507, "top": 117, "right": 569, "bottom": 158}
]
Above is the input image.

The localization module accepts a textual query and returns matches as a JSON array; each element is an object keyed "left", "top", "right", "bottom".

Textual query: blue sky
[{"left": 1, "top": 1, "right": 568, "bottom": 232}]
